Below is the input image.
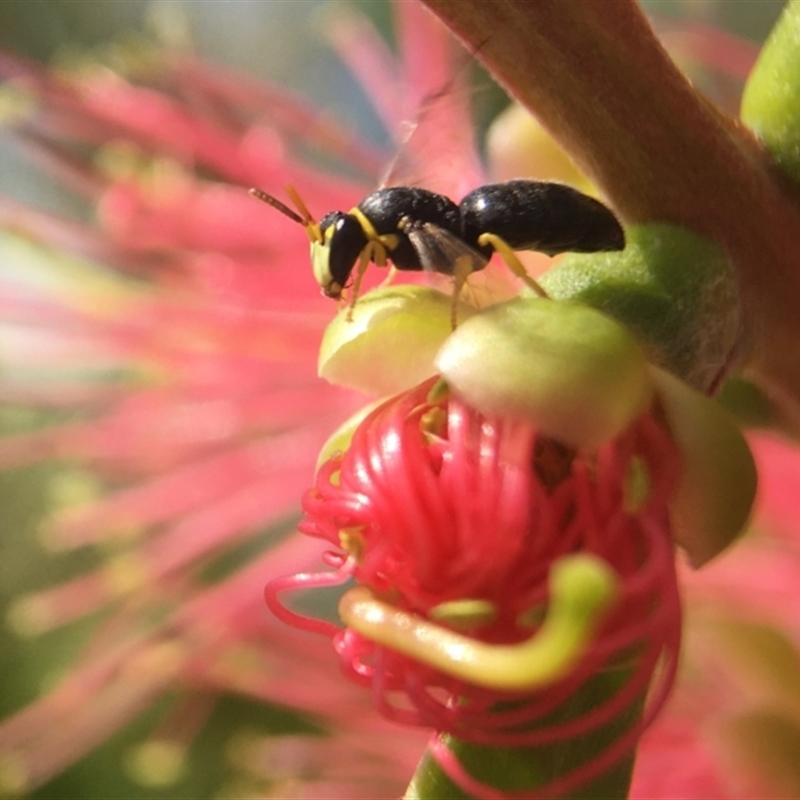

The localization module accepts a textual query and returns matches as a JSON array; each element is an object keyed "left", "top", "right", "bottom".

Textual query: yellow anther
[
  {"left": 426, "top": 378, "right": 450, "bottom": 405},
  {"left": 339, "top": 528, "right": 365, "bottom": 560},
  {"left": 624, "top": 456, "right": 651, "bottom": 513},
  {"left": 420, "top": 406, "right": 447, "bottom": 439}
]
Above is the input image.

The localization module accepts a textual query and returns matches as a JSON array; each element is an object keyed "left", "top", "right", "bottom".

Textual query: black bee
[{"left": 250, "top": 180, "right": 624, "bottom": 303}]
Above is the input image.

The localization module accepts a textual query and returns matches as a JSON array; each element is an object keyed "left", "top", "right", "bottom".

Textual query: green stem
[
  {"left": 420, "top": 0, "right": 800, "bottom": 436},
  {"left": 406, "top": 671, "right": 642, "bottom": 799}
]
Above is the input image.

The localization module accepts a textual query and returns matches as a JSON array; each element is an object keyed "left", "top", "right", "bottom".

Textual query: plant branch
[{"left": 422, "top": 0, "right": 800, "bottom": 434}]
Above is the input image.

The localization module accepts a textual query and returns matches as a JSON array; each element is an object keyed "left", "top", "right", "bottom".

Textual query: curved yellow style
[{"left": 339, "top": 554, "right": 619, "bottom": 692}]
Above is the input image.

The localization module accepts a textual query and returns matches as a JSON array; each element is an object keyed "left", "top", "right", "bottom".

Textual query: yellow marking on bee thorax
[{"left": 349, "top": 207, "right": 400, "bottom": 252}]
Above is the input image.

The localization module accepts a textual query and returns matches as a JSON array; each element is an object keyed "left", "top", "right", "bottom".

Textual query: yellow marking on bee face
[{"left": 311, "top": 240, "right": 336, "bottom": 294}]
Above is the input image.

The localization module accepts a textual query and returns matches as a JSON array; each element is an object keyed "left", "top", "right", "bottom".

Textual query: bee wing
[
  {"left": 377, "top": 51, "right": 485, "bottom": 196},
  {"left": 405, "top": 221, "right": 488, "bottom": 277}
]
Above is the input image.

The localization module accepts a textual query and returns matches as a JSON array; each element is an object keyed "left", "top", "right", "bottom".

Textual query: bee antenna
[
  {"left": 286, "top": 184, "right": 323, "bottom": 244},
  {"left": 284, "top": 184, "right": 316, "bottom": 223},
  {"left": 249, "top": 185, "right": 323, "bottom": 244},
  {"left": 249, "top": 187, "right": 305, "bottom": 224}
]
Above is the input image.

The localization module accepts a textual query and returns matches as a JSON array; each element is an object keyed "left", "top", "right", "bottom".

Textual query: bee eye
[{"left": 325, "top": 214, "right": 368, "bottom": 290}]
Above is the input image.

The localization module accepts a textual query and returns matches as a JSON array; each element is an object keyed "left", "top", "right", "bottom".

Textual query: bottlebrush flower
[
  {"left": 0, "top": 3, "right": 789, "bottom": 799},
  {"left": 269, "top": 287, "right": 756, "bottom": 797},
  {"left": 631, "top": 431, "right": 800, "bottom": 799},
  {"left": 278, "top": 383, "right": 681, "bottom": 797}
]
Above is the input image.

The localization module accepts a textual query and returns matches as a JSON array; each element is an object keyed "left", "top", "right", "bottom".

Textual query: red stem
[{"left": 422, "top": 0, "right": 800, "bottom": 432}]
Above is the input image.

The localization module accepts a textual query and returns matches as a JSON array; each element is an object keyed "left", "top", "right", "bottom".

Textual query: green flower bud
[
  {"left": 318, "top": 286, "right": 475, "bottom": 396},
  {"left": 741, "top": 0, "right": 800, "bottom": 185},
  {"left": 435, "top": 297, "right": 653, "bottom": 448},
  {"left": 652, "top": 368, "right": 757, "bottom": 567},
  {"left": 539, "top": 224, "right": 739, "bottom": 392}
]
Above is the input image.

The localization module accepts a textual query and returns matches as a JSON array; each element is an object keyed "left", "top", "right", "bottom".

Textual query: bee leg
[
  {"left": 450, "top": 254, "right": 473, "bottom": 329},
  {"left": 477, "top": 232, "right": 549, "bottom": 298},
  {"left": 346, "top": 240, "right": 388, "bottom": 322},
  {"left": 378, "top": 265, "right": 397, "bottom": 290},
  {"left": 345, "top": 245, "right": 373, "bottom": 321}
]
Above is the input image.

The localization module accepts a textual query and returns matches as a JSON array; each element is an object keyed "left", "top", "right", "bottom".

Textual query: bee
[{"left": 251, "top": 180, "right": 624, "bottom": 311}]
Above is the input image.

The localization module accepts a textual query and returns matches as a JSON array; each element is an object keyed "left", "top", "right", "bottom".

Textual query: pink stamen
[{"left": 273, "top": 374, "right": 683, "bottom": 793}]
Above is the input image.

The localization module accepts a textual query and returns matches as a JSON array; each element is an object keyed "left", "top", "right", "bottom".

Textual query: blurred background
[
  {"left": 0, "top": 1, "right": 789, "bottom": 798},
  {"left": 0, "top": 0, "right": 787, "bottom": 211}
]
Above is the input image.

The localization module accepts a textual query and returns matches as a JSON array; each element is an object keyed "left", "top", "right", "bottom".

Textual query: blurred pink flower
[
  {"left": 0, "top": 4, "right": 476, "bottom": 795},
  {"left": 0, "top": 4, "right": 797, "bottom": 799},
  {"left": 631, "top": 431, "right": 800, "bottom": 800}
]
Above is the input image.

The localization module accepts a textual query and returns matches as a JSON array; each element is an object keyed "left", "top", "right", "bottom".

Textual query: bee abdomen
[{"left": 459, "top": 180, "right": 625, "bottom": 256}]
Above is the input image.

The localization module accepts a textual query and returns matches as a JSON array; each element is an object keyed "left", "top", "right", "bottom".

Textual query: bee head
[
  {"left": 314, "top": 212, "right": 369, "bottom": 299},
  {"left": 249, "top": 187, "right": 374, "bottom": 301}
]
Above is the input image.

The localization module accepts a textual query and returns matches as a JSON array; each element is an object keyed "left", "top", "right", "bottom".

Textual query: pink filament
[
  {"left": 273, "top": 378, "right": 683, "bottom": 793},
  {"left": 264, "top": 559, "right": 352, "bottom": 638}
]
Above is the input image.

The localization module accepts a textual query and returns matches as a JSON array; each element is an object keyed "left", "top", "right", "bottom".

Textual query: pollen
[
  {"left": 339, "top": 528, "right": 365, "bottom": 560},
  {"left": 624, "top": 455, "right": 652, "bottom": 513},
  {"left": 420, "top": 406, "right": 447, "bottom": 439}
]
